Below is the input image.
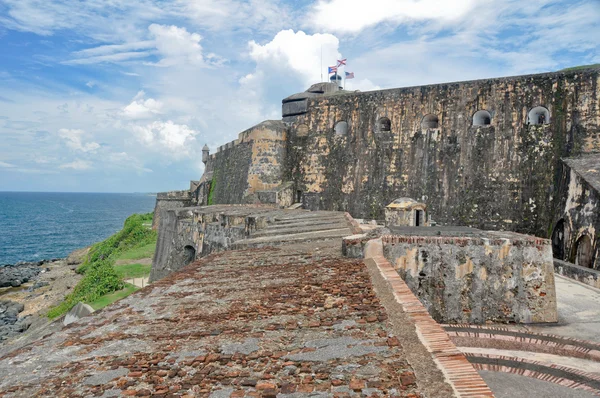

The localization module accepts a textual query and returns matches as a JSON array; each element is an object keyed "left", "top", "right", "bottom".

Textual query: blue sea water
[{"left": 0, "top": 192, "right": 156, "bottom": 265}]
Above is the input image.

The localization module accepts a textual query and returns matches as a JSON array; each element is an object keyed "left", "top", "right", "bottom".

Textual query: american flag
[
  {"left": 328, "top": 66, "right": 337, "bottom": 74},
  {"left": 337, "top": 58, "right": 347, "bottom": 66},
  {"left": 345, "top": 71, "right": 354, "bottom": 79}
]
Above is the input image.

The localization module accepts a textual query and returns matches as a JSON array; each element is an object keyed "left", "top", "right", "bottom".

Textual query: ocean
[{"left": 0, "top": 192, "right": 157, "bottom": 265}]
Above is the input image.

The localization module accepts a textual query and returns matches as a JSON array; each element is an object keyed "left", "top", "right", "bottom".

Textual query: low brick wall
[{"left": 554, "top": 259, "right": 600, "bottom": 289}]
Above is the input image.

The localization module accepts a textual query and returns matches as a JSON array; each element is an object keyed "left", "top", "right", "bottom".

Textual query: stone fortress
[
  {"left": 145, "top": 66, "right": 600, "bottom": 396},
  {"left": 154, "top": 66, "right": 600, "bottom": 280},
  {"left": 2, "top": 68, "right": 600, "bottom": 398}
]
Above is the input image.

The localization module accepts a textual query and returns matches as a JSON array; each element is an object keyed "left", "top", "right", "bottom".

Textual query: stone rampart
[
  {"left": 150, "top": 205, "right": 275, "bottom": 281},
  {"left": 286, "top": 67, "right": 600, "bottom": 237},
  {"left": 379, "top": 228, "right": 557, "bottom": 324},
  {"left": 199, "top": 120, "right": 288, "bottom": 205},
  {"left": 151, "top": 190, "right": 192, "bottom": 230}
]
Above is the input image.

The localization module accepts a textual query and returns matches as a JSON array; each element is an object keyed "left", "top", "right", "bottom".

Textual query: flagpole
[{"left": 320, "top": 45, "right": 323, "bottom": 82}]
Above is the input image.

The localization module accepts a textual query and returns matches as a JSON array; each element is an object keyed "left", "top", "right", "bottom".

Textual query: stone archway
[{"left": 575, "top": 235, "right": 593, "bottom": 268}]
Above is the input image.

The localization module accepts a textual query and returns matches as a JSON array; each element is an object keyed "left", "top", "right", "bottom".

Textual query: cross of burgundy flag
[{"left": 337, "top": 59, "right": 347, "bottom": 67}]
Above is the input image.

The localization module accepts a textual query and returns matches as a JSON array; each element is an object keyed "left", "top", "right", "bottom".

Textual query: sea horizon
[{"left": 0, "top": 192, "right": 157, "bottom": 265}]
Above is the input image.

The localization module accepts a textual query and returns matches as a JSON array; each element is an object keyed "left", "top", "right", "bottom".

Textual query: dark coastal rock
[
  {"left": 0, "top": 262, "right": 42, "bottom": 288},
  {"left": 0, "top": 300, "right": 31, "bottom": 341}
]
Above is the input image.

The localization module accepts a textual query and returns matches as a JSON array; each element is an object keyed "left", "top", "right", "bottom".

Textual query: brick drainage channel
[{"left": 445, "top": 324, "right": 600, "bottom": 395}]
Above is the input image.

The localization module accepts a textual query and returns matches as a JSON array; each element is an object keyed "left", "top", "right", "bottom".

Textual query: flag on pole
[
  {"left": 337, "top": 59, "right": 347, "bottom": 66},
  {"left": 328, "top": 66, "right": 337, "bottom": 74},
  {"left": 345, "top": 71, "right": 355, "bottom": 79}
]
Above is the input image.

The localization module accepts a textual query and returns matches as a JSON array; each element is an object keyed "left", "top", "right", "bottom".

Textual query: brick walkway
[{"left": 0, "top": 239, "right": 451, "bottom": 397}]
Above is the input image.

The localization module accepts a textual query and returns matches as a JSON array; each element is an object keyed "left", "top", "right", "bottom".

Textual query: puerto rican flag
[
  {"left": 328, "top": 66, "right": 337, "bottom": 74},
  {"left": 337, "top": 58, "right": 347, "bottom": 67},
  {"left": 345, "top": 71, "right": 354, "bottom": 79}
]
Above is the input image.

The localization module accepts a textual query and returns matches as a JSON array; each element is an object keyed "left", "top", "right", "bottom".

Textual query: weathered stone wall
[
  {"left": 199, "top": 120, "right": 288, "bottom": 205},
  {"left": 151, "top": 190, "right": 192, "bottom": 230},
  {"left": 286, "top": 68, "right": 600, "bottom": 237},
  {"left": 552, "top": 155, "right": 600, "bottom": 269},
  {"left": 150, "top": 206, "right": 273, "bottom": 281},
  {"left": 381, "top": 230, "right": 557, "bottom": 324}
]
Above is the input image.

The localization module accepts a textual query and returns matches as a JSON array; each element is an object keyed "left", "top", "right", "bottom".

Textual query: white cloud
[
  {"left": 0, "top": 161, "right": 16, "bottom": 168},
  {"left": 147, "top": 24, "right": 206, "bottom": 67},
  {"left": 309, "top": 0, "right": 477, "bottom": 33},
  {"left": 59, "top": 159, "right": 92, "bottom": 170},
  {"left": 123, "top": 91, "right": 163, "bottom": 119},
  {"left": 58, "top": 128, "right": 101, "bottom": 152},
  {"left": 64, "top": 24, "right": 219, "bottom": 67},
  {"left": 131, "top": 120, "right": 199, "bottom": 158},
  {"left": 249, "top": 30, "right": 341, "bottom": 87}
]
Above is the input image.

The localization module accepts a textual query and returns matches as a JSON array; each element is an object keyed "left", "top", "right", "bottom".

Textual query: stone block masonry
[
  {"left": 151, "top": 190, "right": 192, "bottom": 230},
  {"left": 380, "top": 228, "right": 557, "bottom": 324}
]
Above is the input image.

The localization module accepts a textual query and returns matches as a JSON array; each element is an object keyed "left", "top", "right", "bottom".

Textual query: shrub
[{"left": 48, "top": 212, "right": 155, "bottom": 319}]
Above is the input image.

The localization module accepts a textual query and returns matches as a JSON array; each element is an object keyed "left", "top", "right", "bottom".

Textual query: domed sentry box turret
[
  {"left": 202, "top": 144, "right": 209, "bottom": 165},
  {"left": 385, "top": 198, "right": 428, "bottom": 227}
]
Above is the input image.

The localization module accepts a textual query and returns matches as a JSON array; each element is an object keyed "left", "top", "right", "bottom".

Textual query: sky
[{"left": 0, "top": 0, "right": 598, "bottom": 193}]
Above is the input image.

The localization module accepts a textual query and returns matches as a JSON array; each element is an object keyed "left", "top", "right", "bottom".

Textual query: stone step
[
  {"left": 287, "top": 203, "right": 303, "bottom": 210},
  {"left": 252, "top": 222, "right": 351, "bottom": 238},
  {"left": 234, "top": 228, "right": 353, "bottom": 249},
  {"left": 273, "top": 212, "right": 345, "bottom": 222},
  {"left": 271, "top": 215, "right": 347, "bottom": 226}
]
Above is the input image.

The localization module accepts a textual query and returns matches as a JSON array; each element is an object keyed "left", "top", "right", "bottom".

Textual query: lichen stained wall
[
  {"left": 286, "top": 68, "right": 600, "bottom": 237},
  {"left": 553, "top": 155, "right": 600, "bottom": 269},
  {"left": 202, "top": 120, "right": 287, "bottom": 205},
  {"left": 382, "top": 232, "right": 557, "bottom": 324}
]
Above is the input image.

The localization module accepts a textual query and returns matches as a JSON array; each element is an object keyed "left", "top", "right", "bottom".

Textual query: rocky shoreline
[{"left": 0, "top": 248, "right": 88, "bottom": 343}]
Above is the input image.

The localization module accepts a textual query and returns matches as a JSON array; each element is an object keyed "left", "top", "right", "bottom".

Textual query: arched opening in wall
[
  {"left": 528, "top": 106, "right": 550, "bottom": 125},
  {"left": 551, "top": 219, "right": 565, "bottom": 259},
  {"left": 295, "top": 124, "right": 309, "bottom": 137},
  {"left": 473, "top": 110, "right": 492, "bottom": 126},
  {"left": 183, "top": 245, "right": 196, "bottom": 266},
  {"left": 575, "top": 235, "right": 593, "bottom": 268},
  {"left": 335, "top": 121, "right": 348, "bottom": 136},
  {"left": 377, "top": 117, "right": 391, "bottom": 132},
  {"left": 421, "top": 114, "right": 439, "bottom": 129}
]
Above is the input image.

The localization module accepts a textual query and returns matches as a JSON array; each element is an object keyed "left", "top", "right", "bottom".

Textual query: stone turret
[{"left": 202, "top": 144, "right": 209, "bottom": 165}]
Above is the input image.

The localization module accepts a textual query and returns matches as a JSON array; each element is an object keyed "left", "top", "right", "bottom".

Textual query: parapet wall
[
  {"left": 287, "top": 68, "right": 600, "bottom": 237},
  {"left": 380, "top": 229, "right": 557, "bottom": 324},
  {"left": 151, "top": 190, "right": 192, "bottom": 230},
  {"left": 150, "top": 205, "right": 275, "bottom": 281}
]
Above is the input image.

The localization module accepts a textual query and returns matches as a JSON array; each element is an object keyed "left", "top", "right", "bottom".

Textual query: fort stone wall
[
  {"left": 199, "top": 120, "right": 287, "bottom": 205},
  {"left": 380, "top": 228, "right": 557, "bottom": 324},
  {"left": 285, "top": 68, "right": 600, "bottom": 237},
  {"left": 151, "top": 190, "right": 192, "bottom": 230}
]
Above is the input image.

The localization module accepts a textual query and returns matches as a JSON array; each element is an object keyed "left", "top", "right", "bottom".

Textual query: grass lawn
[
  {"left": 114, "top": 263, "right": 152, "bottom": 279},
  {"left": 117, "top": 242, "right": 156, "bottom": 261},
  {"left": 87, "top": 284, "right": 139, "bottom": 311}
]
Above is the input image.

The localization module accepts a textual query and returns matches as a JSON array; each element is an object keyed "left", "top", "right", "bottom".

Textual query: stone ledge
[
  {"left": 554, "top": 259, "right": 600, "bottom": 289},
  {"left": 364, "top": 238, "right": 494, "bottom": 398}
]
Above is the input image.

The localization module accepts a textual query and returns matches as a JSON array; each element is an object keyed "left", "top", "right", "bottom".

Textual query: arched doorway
[
  {"left": 183, "top": 245, "right": 196, "bottom": 266},
  {"left": 574, "top": 235, "right": 593, "bottom": 268},
  {"left": 551, "top": 220, "right": 565, "bottom": 259}
]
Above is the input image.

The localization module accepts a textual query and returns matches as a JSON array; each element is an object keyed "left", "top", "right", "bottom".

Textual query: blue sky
[{"left": 0, "top": 0, "right": 598, "bottom": 193}]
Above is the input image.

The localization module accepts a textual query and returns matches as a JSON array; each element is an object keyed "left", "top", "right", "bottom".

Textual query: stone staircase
[{"left": 234, "top": 210, "right": 353, "bottom": 249}]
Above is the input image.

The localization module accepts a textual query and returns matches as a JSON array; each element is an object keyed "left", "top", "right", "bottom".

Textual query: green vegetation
[
  {"left": 114, "top": 263, "right": 152, "bottom": 279},
  {"left": 116, "top": 242, "right": 156, "bottom": 261},
  {"left": 87, "top": 284, "right": 139, "bottom": 311},
  {"left": 48, "top": 212, "right": 156, "bottom": 319},
  {"left": 560, "top": 64, "right": 600, "bottom": 72},
  {"left": 207, "top": 173, "right": 217, "bottom": 205}
]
